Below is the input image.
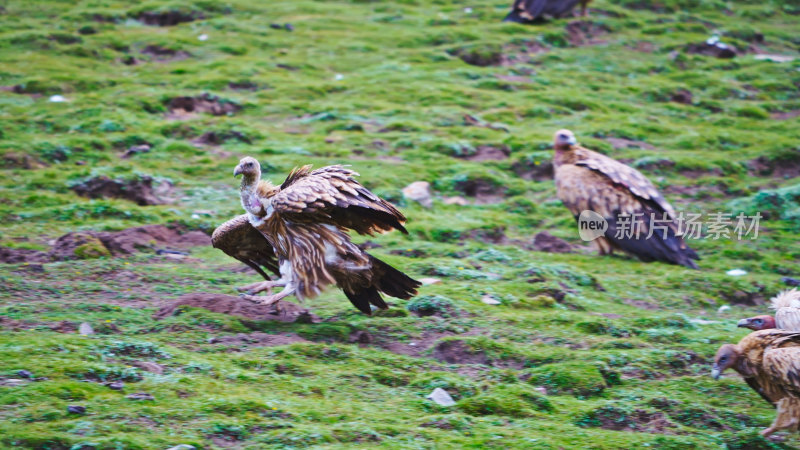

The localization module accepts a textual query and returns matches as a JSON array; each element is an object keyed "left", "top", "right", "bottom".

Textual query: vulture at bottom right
[{"left": 712, "top": 329, "right": 800, "bottom": 436}]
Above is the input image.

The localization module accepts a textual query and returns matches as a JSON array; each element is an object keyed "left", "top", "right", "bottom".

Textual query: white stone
[
  {"left": 717, "top": 305, "right": 731, "bottom": 313},
  {"left": 420, "top": 277, "right": 442, "bottom": 286},
  {"left": 198, "top": 34, "right": 208, "bottom": 41},
  {"left": 427, "top": 388, "right": 456, "bottom": 407},
  {"left": 48, "top": 95, "right": 67, "bottom": 103},
  {"left": 402, "top": 181, "right": 432, "bottom": 208},
  {"left": 79, "top": 322, "right": 94, "bottom": 336},
  {"left": 726, "top": 269, "right": 747, "bottom": 276},
  {"left": 481, "top": 295, "right": 501, "bottom": 305}
]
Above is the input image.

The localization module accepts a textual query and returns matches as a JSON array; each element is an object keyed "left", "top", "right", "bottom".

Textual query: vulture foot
[{"left": 236, "top": 280, "right": 283, "bottom": 295}]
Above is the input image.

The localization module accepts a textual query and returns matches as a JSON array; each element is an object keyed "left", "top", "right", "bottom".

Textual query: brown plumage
[
  {"left": 738, "top": 289, "right": 800, "bottom": 331},
  {"left": 213, "top": 157, "right": 420, "bottom": 314},
  {"left": 504, "top": 0, "right": 591, "bottom": 23},
  {"left": 552, "top": 129, "right": 699, "bottom": 269},
  {"left": 712, "top": 329, "right": 800, "bottom": 436}
]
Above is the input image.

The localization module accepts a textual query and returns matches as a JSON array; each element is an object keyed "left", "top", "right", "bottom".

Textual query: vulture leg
[
  {"left": 236, "top": 280, "right": 285, "bottom": 295},
  {"left": 762, "top": 398, "right": 800, "bottom": 437},
  {"left": 240, "top": 283, "right": 297, "bottom": 307}
]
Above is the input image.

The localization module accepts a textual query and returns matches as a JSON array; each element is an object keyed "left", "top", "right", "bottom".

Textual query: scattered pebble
[
  {"left": 107, "top": 381, "right": 124, "bottom": 391},
  {"left": 48, "top": 95, "right": 67, "bottom": 103},
  {"left": 334, "top": 74, "right": 344, "bottom": 81},
  {"left": 419, "top": 277, "right": 442, "bottom": 286},
  {"left": 464, "top": 7, "right": 473, "bottom": 13},
  {"left": 284, "top": 23, "right": 294, "bottom": 32},
  {"left": 17, "top": 370, "right": 33, "bottom": 379},
  {"left": 718, "top": 304, "right": 731, "bottom": 313},
  {"left": 127, "top": 392, "right": 155, "bottom": 401},
  {"left": 166, "top": 445, "right": 196, "bottom": 450},
  {"left": 443, "top": 196, "right": 468, "bottom": 206},
  {"left": 67, "top": 405, "right": 86, "bottom": 414},
  {"left": 402, "top": 181, "right": 433, "bottom": 208},
  {"left": 0, "top": 379, "right": 27, "bottom": 387},
  {"left": 197, "top": 34, "right": 208, "bottom": 41},
  {"left": 481, "top": 295, "right": 501, "bottom": 305},
  {"left": 269, "top": 23, "right": 282, "bottom": 29},
  {"left": 534, "top": 386, "right": 547, "bottom": 395},
  {"left": 426, "top": 388, "right": 456, "bottom": 407},
  {"left": 726, "top": 269, "right": 747, "bottom": 276},
  {"left": 79, "top": 322, "right": 94, "bottom": 336}
]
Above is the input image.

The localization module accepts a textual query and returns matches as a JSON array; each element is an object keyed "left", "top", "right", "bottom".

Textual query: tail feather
[
  {"left": 344, "top": 287, "right": 386, "bottom": 315},
  {"left": 370, "top": 256, "right": 421, "bottom": 300},
  {"left": 605, "top": 214, "right": 700, "bottom": 269}
]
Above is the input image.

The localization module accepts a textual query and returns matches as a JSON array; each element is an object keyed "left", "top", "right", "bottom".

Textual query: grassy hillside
[{"left": 1, "top": 0, "right": 799, "bottom": 448}]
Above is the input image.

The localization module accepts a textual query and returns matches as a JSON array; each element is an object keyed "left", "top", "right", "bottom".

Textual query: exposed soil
[
  {"left": 531, "top": 231, "right": 574, "bottom": 253},
  {"left": 167, "top": 94, "right": 241, "bottom": 119},
  {"left": 192, "top": 130, "right": 251, "bottom": 146},
  {"left": 593, "top": 408, "right": 678, "bottom": 433},
  {"left": 671, "top": 89, "right": 693, "bottom": 105},
  {"left": 3, "top": 153, "right": 47, "bottom": 169},
  {"left": 141, "top": 44, "right": 191, "bottom": 62},
  {"left": 0, "top": 247, "right": 50, "bottom": 264},
  {"left": 455, "top": 145, "right": 510, "bottom": 162},
  {"left": 770, "top": 110, "right": 800, "bottom": 120},
  {"left": 138, "top": 10, "right": 202, "bottom": 27},
  {"left": 748, "top": 156, "right": 800, "bottom": 179},
  {"left": 374, "top": 331, "right": 455, "bottom": 358},
  {"left": 721, "top": 289, "right": 766, "bottom": 307},
  {"left": 432, "top": 339, "right": 489, "bottom": 365},
  {"left": 208, "top": 332, "right": 310, "bottom": 348},
  {"left": 453, "top": 179, "right": 507, "bottom": 204},
  {"left": 623, "top": 298, "right": 661, "bottom": 310},
  {"left": 566, "top": 21, "right": 611, "bottom": 46},
  {"left": 70, "top": 175, "right": 170, "bottom": 206},
  {"left": 228, "top": 81, "right": 261, "bottom": 91},
  {"left": 463, "top": 227, "right": 510, "bottom": 245},
  {"left": 629, "top": 41, "right": 656, "bottom": 53},
  {"left": 153, "top": 293, "right": 321, "bottom": 323},
  {"left": 512, "top": 159, "right": 553, "bottom": 181},
  {"left": 685, "top": 41, "right": 738, "bottom": 58},
  {"left": 604, "top": 137, "right": 655, "bottom": 150}
]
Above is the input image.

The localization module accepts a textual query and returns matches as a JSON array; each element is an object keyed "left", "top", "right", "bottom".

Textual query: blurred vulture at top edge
[{"left": 504, "top": 0, "right": 591, "bottom": 23}]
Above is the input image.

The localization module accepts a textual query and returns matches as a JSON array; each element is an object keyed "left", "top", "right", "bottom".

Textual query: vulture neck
[
  {"left": 239, "top": 172, "right": 264, "bottom": 217},
  {"left": 239, "top": 172, "right": 260, "bottom": 196},
  {"left": 553, "top": 145, "right": 577, "bottom": 166}
]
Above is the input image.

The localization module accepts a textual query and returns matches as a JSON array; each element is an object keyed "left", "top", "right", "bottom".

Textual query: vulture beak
[
  {"left": 737, "top": 318, "right": 750, "bottom": 328},
  {"left": 566, "top": 135, "right": 577, "bottom": 146},
  {"left": 233, "top": 165, "right": 243, "bottom": 177},
  {"left": 711, "top": 366, "right": 721, "bottom": 380}
]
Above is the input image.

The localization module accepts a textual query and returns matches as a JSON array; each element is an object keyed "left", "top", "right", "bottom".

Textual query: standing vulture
[
  {"left": 504, "top": 0, "right": 591, "bottom": 23},
  {"left": 712, "top": 329, "right": 800, "bottom": 436},
  {"left": 212, "top": 157, "right": 420, "bottom": 315},
  {"left": 738, "top": 289, "right": 800, "bottom": 331},
  {"left": 552, "top": 129, "right": 699, "bottom": 268}
]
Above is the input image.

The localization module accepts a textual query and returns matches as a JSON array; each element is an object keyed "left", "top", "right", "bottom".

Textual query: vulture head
[
  {"left": 234, "top": 157, "right": 261, "bottom": 180},
  {"left": 711, "top": 343, "right": 742, "bottom": 380},
  {"left": 737, "top": 315, "right": 776, "bottom": 331},
  {"left": 553, "top": 129, "right": 578, "bottom": 150}
]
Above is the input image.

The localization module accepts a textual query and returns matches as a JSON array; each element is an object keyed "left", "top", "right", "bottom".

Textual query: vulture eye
[
  {"left": 246, "top": 162, "right": 253, "bottom": 167},
  {"left": 559, "top": 134, "right": 568, "bottom": 139},
  {"left": 754, "top": 319, "right": 763, "bottom": 324},
  {"left": 720, "top": 356, "right": 728, "bottom": 363}
]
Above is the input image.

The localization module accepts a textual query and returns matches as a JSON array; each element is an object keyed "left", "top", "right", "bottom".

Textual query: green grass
[{"left": 1, "top": 0, "right": 799, "bottom": 448}]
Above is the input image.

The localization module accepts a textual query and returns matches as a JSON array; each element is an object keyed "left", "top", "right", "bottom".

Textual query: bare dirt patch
[
  {"left": 70, "top": 175, "right": 172, "bottom": 206},
  {"left": 0, "top": 247, "right": 50, "bottom": 264},
  {"left": 566, "top": 21, "right": 611, "bottom": 46},
  {"left": 432, "top": 340, "right": 489, "bottom": 365},
  {"left": 685, "top": 41, "right": 738, "bottom": 58},
  {"left": 511, "top": 159, "right": 553, "bottom": 181},
  {"left": 208, "top": 332, "right": 310, "bottom": 348},
  {"left": 671, "top": 89, "right": 693, "bottom": 105},
  {"left": 623, "top": 298, "right": 661, "bottom": 310},
  {"left": 192, "top": 130, "right": 251, "bottom": 146},
  {"left": 531, "top": 231, "right": 574, "bottom": 253},
  {"left": 167, "top": 94, "right": 241, "bottom": 119},
  {"left": 604, "top": 137, "right": 655, "bottom": 150},
  {"left": 748, "top": 156, "right": 800, "bottom": 179},
  {"left": 3, "top": 153, "right": 47, "bottom": 169},
  {"left": 453, "top": 179, "right": 507, "bottom": 204},
  {"left": 590, "top": 408, "right": 678, "bottom": 433},
  {"left": 770, "top": 110, "right": 800, "bottom": 120},
  {"left": 153, "top": 293, "right": 320, "bottom": 323},
  {"left": 138, "top": 10, "right": 202, "bottom": 27},
  {"left": 455, "top": 145, "right": 510, "bottom": 162},
  {"left": 141, "top": 44, "right": 191, "bottom": 62}
]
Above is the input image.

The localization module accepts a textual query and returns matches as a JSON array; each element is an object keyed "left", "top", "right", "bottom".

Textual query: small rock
[
  {"left": 284, "top": 23, "right": 294, "bottom": 32},
  {"left": 781, "top": 277, "right": 800, "bottom": 287},
  {"left": 534, "top": 386, "right": 547, "bottom": 395},
  {"left": 49, "top": 95, "right": 67, "bottom": 103},
  {"left": 426, "top": 388, "right": 456, "bottom": 407},
  {"left": 532, "top": 231, "right": 573, "bottom": 254},
  {"left": 107, "top": 381, "right": 124, "bottom": 391},
  {"left": 197, "top": 34, "right": 208, "bottom": 41},
  {"left": 718, "top": 304, "right": 731, "bottom": 313},
  {"left": 402, "top": 181, "right": 433, "bottom": 208},
  {"left": 0, "top": 379, "right": 27, "bottom": 387},
  {"left": 443, "top": 196, "right": 468, "bottom": 206},
  {"left": 481, "top": 295, "right": 501, "bottom": 305},
  {"left": 130, "top": 361, "right": 165, "bottom": 374},
  {"left": 334, "top": 74, "right": 344, "bottom": 81},
  {"left": 67, "top": 405, "right": 86, "bottom": 414},
  {"left": 126, "top": 392, "right": 155, "bottom": 401},
  {"left": 269, "top": 23, "right": 282, "bottom": 29},
  {"left": 16, "top": 370, "right": 33, "bottom": 379},
  {"left": 166, "top": 445, "right": 196, "bottom": 450},
  {"left": 726, "top": 269, "right": 747, "bottom": 276},
  {"left": 121, "top": 144, "right": 151, "bottom": 158},
  {"left": 79, "top": 322, "right": 94, "bottom": 336},
  {"left": 420, "top": 277, "right": 442, "bottom": 286},
  {"left": 670, "top": 89, "right": 693, "bottom": 105}
]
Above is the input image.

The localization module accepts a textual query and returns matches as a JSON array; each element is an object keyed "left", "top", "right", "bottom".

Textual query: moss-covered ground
[{"left": 1, "top": 0, "right": 799, "bottom": 448}]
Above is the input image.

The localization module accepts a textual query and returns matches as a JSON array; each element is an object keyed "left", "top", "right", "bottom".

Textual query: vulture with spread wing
[
  {"left": 738, "top": 289, "right": 800, "bottom": 331},
  {"left": 712, "top": 329, "right": 800, "bottom": 436},
  {"left": 504, "top": 0, "right": 590, "bottom": 23},
  {"left": 552, "top": 129, "right": 699, "bottom": 268},
  {"left": 212, "top": 157, "right": 420, "bottom": 314}
]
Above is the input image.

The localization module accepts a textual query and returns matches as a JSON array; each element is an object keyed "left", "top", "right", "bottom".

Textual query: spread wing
[
  {"left": 555, "top": 147, "right": 698, "bottom": 268},
  {"left": 270, "top": 165, "right": 408, "bottom": 235},
  {"left": 211, "top": 215, "right": 280, "bottom": 280}
]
